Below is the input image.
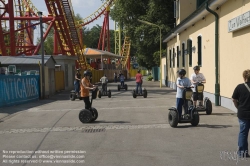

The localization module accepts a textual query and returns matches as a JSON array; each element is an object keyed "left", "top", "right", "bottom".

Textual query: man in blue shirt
[{"left": 176, "top": 69, "right": 192, "bottom": 118}]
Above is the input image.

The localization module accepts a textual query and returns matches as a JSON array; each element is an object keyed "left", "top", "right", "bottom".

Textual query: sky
[{"left": 31, "top": 0, "right": 114, "bottom": 42}]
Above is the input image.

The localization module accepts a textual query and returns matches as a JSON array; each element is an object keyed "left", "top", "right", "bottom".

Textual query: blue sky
[{"left": 32, "top": 0, "right": 114, "bottom": 42}]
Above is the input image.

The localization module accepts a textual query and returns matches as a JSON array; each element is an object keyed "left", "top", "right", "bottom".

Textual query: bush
[{"left": 147, "top": 75, "right": 153, "bottom": 81}]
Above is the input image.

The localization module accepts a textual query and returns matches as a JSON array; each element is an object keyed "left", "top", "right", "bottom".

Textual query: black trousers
[
  {"left": 82, "top": 96, "right": 91, "bottom": 109},
  {"left": 102, "top": 83, "right": 107, "bottom": 91}
]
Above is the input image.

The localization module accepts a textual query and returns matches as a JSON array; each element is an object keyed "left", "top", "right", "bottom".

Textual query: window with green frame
[
  {"left": 173, "top": 48, "right": 175, "bottom": 67},
  {"left": 187, "top": 39, "right": 192, "bottom": 67},
  {"left": 177, "top": 46, "right": 179, "bottom": 67},
  {"left": 197, "top": 36, "right": 202, "bottom": 66},
  {"left": 169, "top": 49, "right": 172, "bottom": 68},
  {"left": 182, "top": 43, "right": 185, "bottom": 67}
]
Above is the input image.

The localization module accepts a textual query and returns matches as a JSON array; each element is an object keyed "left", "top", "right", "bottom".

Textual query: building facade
[{"left": 162, "top": 0, "right": 250, "bottom": 112}]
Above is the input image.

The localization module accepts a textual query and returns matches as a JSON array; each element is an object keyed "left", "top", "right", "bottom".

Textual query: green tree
[{"left": 110, "top": 0, "right": 175, "bottom": 69}]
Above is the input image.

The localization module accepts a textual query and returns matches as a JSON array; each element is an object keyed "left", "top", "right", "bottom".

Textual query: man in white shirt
[
  {"left": 190, "top": 66, "right": 206, "bottom": 107},
  {"left": 100, "top": 74, "right": 108, "bottom": 91}
]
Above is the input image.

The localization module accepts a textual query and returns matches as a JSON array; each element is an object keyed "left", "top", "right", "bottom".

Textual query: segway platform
[
  {"left": 98, "top": 89, "right": 111, "bottom": 98},
  {"left": 70, "top": 90, "right": 82, "bottom": 101},
  {"left": 168, "top": 87, "right": 200, "bottom": 128},
  {"left": 79, "top": 87, "right": 99, "bottom": 123},
  {"left": 132, "top": 88, "right": 147, "bottom": 98},
  {"left": 118, "top": 84, "right": 127, "bottom": 91},
  {"left": 194, "top": 83, "right": 213, "bottom": 115}
]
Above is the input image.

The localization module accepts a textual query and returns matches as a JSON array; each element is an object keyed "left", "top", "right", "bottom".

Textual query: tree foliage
[{"left": 109, "top": 0, "right": 175, "bottom": 69}]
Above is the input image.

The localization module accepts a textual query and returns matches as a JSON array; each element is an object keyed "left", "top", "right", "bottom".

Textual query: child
[
  {"left": 120, "top": 73, "right": 125, "bottom": 87},
  {"left": 176, "top": 69, "right": 192, "bottom": 119}
]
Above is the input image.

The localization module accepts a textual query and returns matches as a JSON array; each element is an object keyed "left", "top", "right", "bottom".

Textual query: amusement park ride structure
[{"left": 0, "top": 0, "right": 130, "bottom": 70}]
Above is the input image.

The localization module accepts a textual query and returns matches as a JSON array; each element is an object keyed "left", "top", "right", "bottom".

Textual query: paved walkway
[{"left": 0, "top": 79, "right": 248, "bottom": 166}]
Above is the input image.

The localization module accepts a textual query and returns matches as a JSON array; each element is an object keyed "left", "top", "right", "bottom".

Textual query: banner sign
[
  {"left": 228, "top": 10, "right": 250, "bottom": 32},
  {"left": 0, "top": 75, "right": 40, "bottom": 107}
]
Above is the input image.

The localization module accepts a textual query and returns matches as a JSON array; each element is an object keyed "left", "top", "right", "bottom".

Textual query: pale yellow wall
[
  {"left": 177, "top": 0, "right": 197, "bottom": 25},
  {"left": 167, "top": 11, "right": 216, "bottom": 94},
  {"left": 218, "top": 0, "right": 250, "bottom": 98},
  {"left": 165, "top": 0, "right": 250, "bottom": 99}
]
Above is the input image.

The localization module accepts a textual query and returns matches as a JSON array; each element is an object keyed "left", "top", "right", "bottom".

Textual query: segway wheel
[
  {"left": 70, "top": 94, "right": 76, "bottom": 101},
  {"left": 118, "top": 85, "right": 120, "bottom": 91},
  {"left": 90, "top": 108, "right": 98, "bottom": 122},
  {"left": 108, "top": 90, "right": 111, "bottom": 98},
  {"left": 98, "top": 91, "right": 102, "bottom": 98},
  {"left": 143, "top": 90, "right": 147, "bottom": 98},
  {"left": 132, "top": 90, "right": 137, "bottom": 98},
  {"left": 168, "top": 110, "right": 178, "bottom": 127},
  {"left": 125, "top": 84, "right": 128, "bottom": 91},
  {"left": 205, "top": 100, "right": 212, "bottom": 115},
  {"left": 191, "top": 112, "right": 200, "bottom": 126},
  {"left": 79, "top": 109, "right": 92, "bottom": 123}
]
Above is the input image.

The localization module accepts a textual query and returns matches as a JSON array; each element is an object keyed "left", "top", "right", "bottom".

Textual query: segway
[
  {"left": 118, "top": 84, "right": 128, "bottom": 91},
  {"left": 132, "top": 88, "right": 147, "bottom": 98},
  {"left": 168, "top": 86, "right": 200, "bottom": 128},
  {"left": 79, "top": 87, "right": 99, "bottom": 123},
  {"left": 194, "top": 82, "right": 212, "bottom": 115},
  {"left": 98, "top": 83, "right": 111, "bottom": 98},
  {"left": 70, "top": 90, "right": 82, "bottom": 101}
]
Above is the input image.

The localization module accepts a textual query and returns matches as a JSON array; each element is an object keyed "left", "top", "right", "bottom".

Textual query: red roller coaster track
[{"left": 0, "top": 0, "right": 114, "bottom": 70}]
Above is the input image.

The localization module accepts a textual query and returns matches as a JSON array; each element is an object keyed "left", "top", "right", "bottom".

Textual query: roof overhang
[{"left": 163, "top": 0, "right": 228, "bottom": 43}]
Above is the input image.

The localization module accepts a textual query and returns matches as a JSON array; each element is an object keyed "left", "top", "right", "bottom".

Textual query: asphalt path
[{"left": 0, "top": 79, "right": 249, "bottom": 166}]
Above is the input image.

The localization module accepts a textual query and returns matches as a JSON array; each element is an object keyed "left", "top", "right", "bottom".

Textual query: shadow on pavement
[
  {"left": 92, "top": 120, "right": 131, "bottom": 124},
  {"left": 175, "top": 124, "right": 233, "bottom": 129}
]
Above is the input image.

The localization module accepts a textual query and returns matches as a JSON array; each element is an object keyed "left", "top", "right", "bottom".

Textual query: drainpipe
[{"left": 206, "top": 2, "right": 220, "bottom": 106}]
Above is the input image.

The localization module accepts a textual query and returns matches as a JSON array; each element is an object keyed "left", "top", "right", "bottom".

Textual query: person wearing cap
[
  {"left": 135, "top": 69, "right": 143, "bottom": 95},
  {"left": 100, "top": 74, "right": 108, "bottom": 91},
  {"left": 74, "top": 69, "right": 81, "bottom": 95},
  {"left": 176, "top": 69, "right": 192, "bottom": 119},
  {"left": 190, "top": 66, "right": 206, "bottom": 108},
  {"left": 81, "top": 70, "right": 96, "bottom": 109}
]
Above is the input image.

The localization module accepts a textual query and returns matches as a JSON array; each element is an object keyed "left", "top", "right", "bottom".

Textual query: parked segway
[
  {"left": 70, "top": 90, "right": 82, "bottom": 101},
  {"left": 98, "top": 83, "right": 111, "bottom": 98},
  {"left": 194, "top": 82, "right": 212, "bottom": 115},
  {"left": 79, "top": 87, "right": 99, "bottom": 123},
  {"left": 168, "top": 86, "right": 200, "bottom": 128},
  {"left": 132, "top": 88, "right": 147, "bottom": 98}
]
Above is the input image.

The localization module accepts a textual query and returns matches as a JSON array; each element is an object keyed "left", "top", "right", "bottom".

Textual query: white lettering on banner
[
  {"left": 1, "top": 77, "right": 38, "bottom": 101},
  {"left": 228, "top": 11, "right": 250, "bottom": 32}
]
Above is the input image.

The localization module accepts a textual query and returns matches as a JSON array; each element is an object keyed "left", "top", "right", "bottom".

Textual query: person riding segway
[
  {"left": 78, "top": 70, "right": 99, "bottom": 123},
  {"left": 70, "top": 69, "right": 82, "bottom": 101},
  {"left": 132, "top": 69, "right": 147, "bottom": 98},
  {"left": 118, "top": 72, "right": 127, "bottom": 91},
  {"left": 168, "top": 69, "right": 199, "bottom": 127},
  {"left": 190, "top": 66, "right": 212, "bottom": 115},
  {"left": 99, "top": 74, "right": 111, "bottom": 98}
]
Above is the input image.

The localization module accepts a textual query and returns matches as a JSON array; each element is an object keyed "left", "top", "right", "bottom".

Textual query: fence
[{"left": 0, "top": 75, "right": 40, "bottom": 107}]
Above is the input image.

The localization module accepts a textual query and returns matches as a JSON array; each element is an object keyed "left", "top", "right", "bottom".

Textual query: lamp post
[
  {"left": 138, "top": 19, "right": 162, "bottom": 88},
  {"left": 38, "top": 11, "right": 45, "bottom": 99}
]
